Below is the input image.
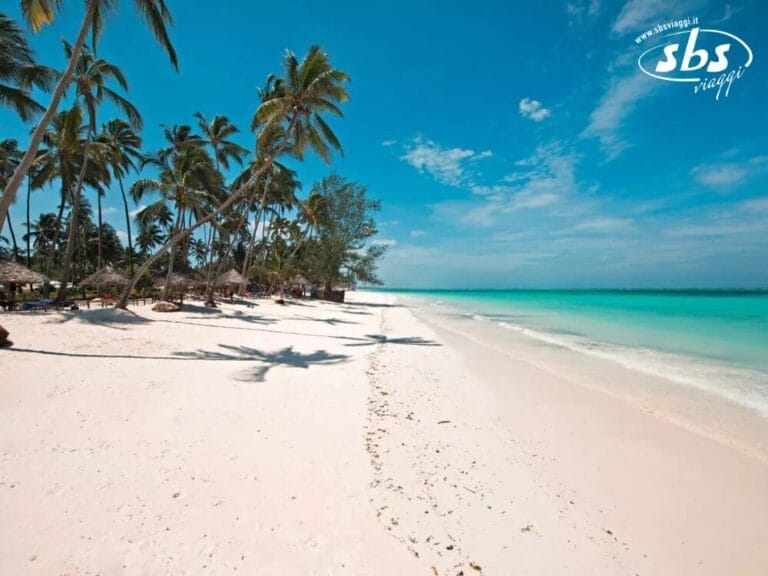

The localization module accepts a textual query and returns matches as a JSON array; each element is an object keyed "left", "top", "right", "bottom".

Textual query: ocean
[{"left": 380, "top": 289, "right": 768, "bottom": 416}]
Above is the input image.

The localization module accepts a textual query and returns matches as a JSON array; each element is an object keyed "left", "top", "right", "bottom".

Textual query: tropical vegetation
[{"left": 0, "top": 3, "right": 387, "bottom": 307}]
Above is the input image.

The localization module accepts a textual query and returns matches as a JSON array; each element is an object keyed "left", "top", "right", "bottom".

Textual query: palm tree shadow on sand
[
  {"left": 7, "top": 344, "right": 349, "bottom": 383},
  {"left": 172, "top": 344, "right": 349, "bottom": 382},
  {"left": 344, "top": 334, "right": 441, "bottom": 347},
  {"left": 47, "top": 308, "right": 151, "bottom": 330}
]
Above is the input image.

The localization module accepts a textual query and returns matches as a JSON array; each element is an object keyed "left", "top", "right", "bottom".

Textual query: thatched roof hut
[
  {"left": 0, "top": 260, "right": 48, "bottom": 284},
  {"left": 154, "top": 271, "right": 206, "bottom": 289},
  {"left": 79, "top": 266, "right": 129, "bottom": 288},
  {"left": 215, "top": 268, "right": 246, "bottom": 288}
]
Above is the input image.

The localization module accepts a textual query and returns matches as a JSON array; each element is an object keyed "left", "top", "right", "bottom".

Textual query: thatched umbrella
[
  {"left": 215, "top": 268, "right": 246, "bottom": 288},
  {"left": 154, "top": 271, "right": 206, "bottom": 290},
  {"left": 292, "top": 274, "right": 310, "bottom": 286},
  {"left": 0, "top": 260, "right": 48, "bottom": 284},
  {"left": 79, "top": 266, "right": 129, "bottom": 288}
]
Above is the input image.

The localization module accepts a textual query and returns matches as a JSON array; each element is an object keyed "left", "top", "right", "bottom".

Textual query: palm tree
[
  {"left": 194, "top": 113, "right": 248, "bottom": 293},
  {"left": 56, "top": 43, "right": 141, "bottom": 301},
  {"left": 136, "top": 222, "right": 163, "bottom": 255},
  {"left": 190, "top": 237, "right": 208, "bottom": 268},
  {"left": 98, "top": 119, "right": 142, "bottom": 275},
  {"left": 131, "top": 145, "right": 217, "bottom": 298},
  {"left": 194, "top": 113, "right": 248, "bottom": 175},
  {"left": 0, "top": 14, "right": 55, "bottom": 121},
  {"left": 0, "top": 0, "right": 177, "bottom": 235},
  {"left": 35, "top": 106, "right": 103, "bottom": 276},
  {"left": 117, "top": 45, "right": 349, "bottom": 307},
  {"left": 0, "top": 139, "right": 23, "bottom": 260},
  {"left": 24, "top": 212, "right": 58, "bottom": 269}
]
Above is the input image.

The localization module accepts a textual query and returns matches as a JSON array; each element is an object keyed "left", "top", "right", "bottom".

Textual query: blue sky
[{"left": 2, "top": 0, "right": 767, "bottom": 288}]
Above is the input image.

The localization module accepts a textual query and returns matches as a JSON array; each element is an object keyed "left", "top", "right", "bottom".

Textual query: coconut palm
[
  {"left": 97, "top": 119, "right": 142, "bottom": 275},
  {"left": 56, "top": 43, "right": 140, "bottom": 301},
  {"left": 194, "top": 113, "right": 248, "bottom": 175},
  {"left": 0, "top": 0, "right": 177, "bottom": 236},
  {"left": 23, "top": 212, "right": 57, "bottom": 269},
  {"left": 35, "top": 106, "right": 104, "bottom": 276},
  {"left": 136, "top": 222, "right": 163, "bottom": 255},
  {"left": 0, "top": 14, "right": 55, "bottom": 122},
  {"left": 131, "top": 145, "right": 217, "bottom": 298},
  {"left": 117, "top": 46, "right": 349, "bottom": 307},
  {"left": 192, "top": 113, "right": 247, "bottom": 285},
  {"left": 0, "top": 139, "right": 24, "bottom": 260}
]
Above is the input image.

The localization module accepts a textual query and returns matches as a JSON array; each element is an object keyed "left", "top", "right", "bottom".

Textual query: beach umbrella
[
  {"left": 0, "top": 260, "right": 48, "bottom": 284},
  {"left": 215, "top": 268, "right": 246, "bottom": 288},
  {"left": 292, "top": 274, "right": 310, "bottom": 285},
  {"left": 79, "top": 266, "right": 129, "bottom": 288}
]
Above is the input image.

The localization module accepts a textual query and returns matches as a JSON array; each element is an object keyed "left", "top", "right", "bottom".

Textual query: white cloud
[
  {"left": 572, "top": 217, "right": 634, "bottom": 233},
  {"left": 116, "top": 230, "right": 128, "bottom": 241},
  {"left": 740, "top": 197, "right": 768, "bottom": 214},
  {"left": 670, "top": 221, "right": 768, "bottom": 238},
  {"left": 612, "top": 0, "right": 700, "bottom": 34},
  {"left": 102, "top": 206, "right": 118, "bottom": 215},
  {"left": 381, "top": 139, "right": 397, "bottom": 147},
  {"left": 691, "top": 157, "right": 768, "bottom": 189},
  {"left": 401, "top": 137, "right": 492, "bottom": 186},
  {"left": 129, "top": 204, "right": 147, "bottom": 218},
  {"left": 373, "top": 238, "right": 397, "bottom": 247},
  {"left": 410, "top": 230, "right": 427, "bottom": 238},
  {"left": 568, "top": 0, "right": 601, "bottom": 25},
  {"left": 433, "top": 144, "right": 580, "bottom": 228},
  {"left": 518, "top": 98, "right": 551, "bottom": 122},
  {"left": 582, "top": 73, "right": 657, "bottom": 158}
]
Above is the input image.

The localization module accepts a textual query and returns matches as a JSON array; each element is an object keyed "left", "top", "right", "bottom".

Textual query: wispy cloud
[
  {"left": 102, "top": 206, "right": 118, "bottom": 215},
  {"left": 372, "top": 238, "right": 397, "bottom": 247},
  {"left": 401, "top": 136, "right": 492, "bottom": 186},
  {"left": 433, "top": 143, "right": 580, "bottom": 227},
  {"left": 129, "top": 204, "right": 147, "bottom": 218},
  {"left": 381, "top": 139, "right": 397, "bottom": 147},
  {"left": 582, "top": 73, "right": 657, "bottom": 158},
  {"left": 740, "top": 197, "right": 768, "bottom": 214},
  {"left": 567, "top": 0, "right": 600, "bottom": 25},
  {"left": 410, "top": 230, "right": 427, "bottom": 238},
  {"left": 612, "top": 0, "right": 701, "bottom": 34},
  {"left": 116, "top": 230, "right": 128, "bottom": 242},
  {"left": 518, "top": 98, "right": 551, "bottom": 122},
  {"left": 691, "top": 156, "right": 768, "bottom": 189},
  {"left": 572, "top": 217, "right": 634, "bottom": 233}
]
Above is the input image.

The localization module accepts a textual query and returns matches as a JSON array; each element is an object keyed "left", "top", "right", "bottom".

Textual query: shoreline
[
  {"left": 394, "top": 291, "right": 768, "bottom": 462},
  {"left": 2, "top": 291, "right": 767, "bottom": 574},
  {"left": 366, "top": 292, "right": 768, "bottom": 574}
]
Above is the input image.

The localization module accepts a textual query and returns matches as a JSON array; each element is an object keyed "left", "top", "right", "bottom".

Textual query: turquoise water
[{"left": 380, "top": 290, "right": 768, "bottom": 414}]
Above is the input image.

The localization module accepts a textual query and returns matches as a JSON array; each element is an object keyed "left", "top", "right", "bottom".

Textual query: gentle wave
[{"left": 488, "top": 318, "right": 768, "bottom": 417}]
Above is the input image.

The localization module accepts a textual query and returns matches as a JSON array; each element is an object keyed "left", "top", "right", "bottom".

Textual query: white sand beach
[{"left": 1, "top": 291, "right": 768, "bottom": 575}]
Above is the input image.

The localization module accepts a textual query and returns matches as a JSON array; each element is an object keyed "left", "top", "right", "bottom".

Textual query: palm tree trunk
[
  {"left": 0, "top": 0, "right": 97, "bottom": 234},
  {"left": 6, "top": 212, "right": 19, "bottom": 261},
  {"left": 55, "top": 154, "right": 90, "bottom": 303},
  {"left": 96, "top": 190, "right": 103, "bottom": 269},
  {"left": 238, "top": 178, "right": 272, "bottom": 295},
  {"left": 118, "top": 176, "right": 134, "bottom": 275},
  {"left": 45, "top": 189, "right": 67, "bottom": 276},
  {"left": 26, "top": 174, "right": 32, "bottom": 266},
  {"left": 163, "top": 208, "right": 183, "bottom": 300},
  {"left": 203, "top": 223, "right": 217, "bottom": 295}
]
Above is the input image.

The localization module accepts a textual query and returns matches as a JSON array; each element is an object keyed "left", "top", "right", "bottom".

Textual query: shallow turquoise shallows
[{"left": 375, "top": 289, "right": 768, "bottom": 414}]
